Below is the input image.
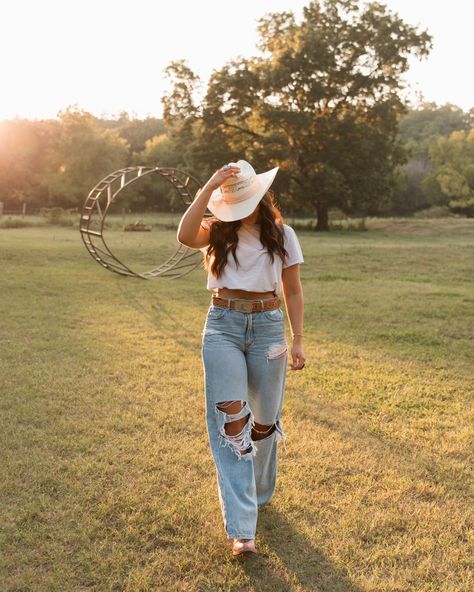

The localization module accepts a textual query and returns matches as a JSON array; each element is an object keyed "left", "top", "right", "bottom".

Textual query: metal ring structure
[{"left": 79, "top": 166, "right": 206, "bottom": 279}]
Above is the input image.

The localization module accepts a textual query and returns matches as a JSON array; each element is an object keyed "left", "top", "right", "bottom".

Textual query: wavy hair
[{"left": 202, "top": 189, "right": 288, "bottom": 278}]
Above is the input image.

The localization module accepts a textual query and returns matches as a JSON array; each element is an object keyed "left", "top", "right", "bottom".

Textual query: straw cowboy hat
[{"left": 207, "top": 159, "right": 279, "bottom": 222}]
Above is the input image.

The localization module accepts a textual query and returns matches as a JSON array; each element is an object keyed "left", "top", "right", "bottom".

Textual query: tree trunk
[{"left": 315, "top": 202, "right": 329, "bottom": 231}]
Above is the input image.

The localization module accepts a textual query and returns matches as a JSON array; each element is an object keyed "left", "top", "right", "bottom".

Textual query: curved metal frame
[{"left": 79, "top": 166, "right": 205, "bottom": 279}]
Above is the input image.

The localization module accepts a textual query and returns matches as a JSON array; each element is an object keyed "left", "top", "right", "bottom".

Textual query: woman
[{"left": 177, "top": 160, "right": 305, "bottom": 556}]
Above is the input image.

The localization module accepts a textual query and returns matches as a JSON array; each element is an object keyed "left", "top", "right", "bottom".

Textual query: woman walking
[{"left": 177, "top": 160, "right": 305, "bottom": 556}]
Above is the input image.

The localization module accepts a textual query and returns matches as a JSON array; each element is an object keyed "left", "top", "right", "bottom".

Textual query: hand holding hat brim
[{"left": 206, "top": 165, "right": 241, "bottom": 193}]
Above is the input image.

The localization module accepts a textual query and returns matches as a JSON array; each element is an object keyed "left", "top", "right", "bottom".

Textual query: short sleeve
[{"left": 282, "top": 225, "right": 304, "bottom": 269}]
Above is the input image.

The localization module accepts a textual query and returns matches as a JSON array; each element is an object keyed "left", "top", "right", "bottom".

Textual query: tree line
[{"left": 1, "top": 1, "right": 473, "bottom": 228}]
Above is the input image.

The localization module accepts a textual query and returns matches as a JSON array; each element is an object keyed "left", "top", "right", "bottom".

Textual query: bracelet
[{"left": 292, "top": 333, "right": 303, "bottom": 338}]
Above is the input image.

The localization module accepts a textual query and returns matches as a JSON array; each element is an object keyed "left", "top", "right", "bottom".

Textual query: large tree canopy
[{"left": 163, "top": 0, "right": 432, "bottom": 229}]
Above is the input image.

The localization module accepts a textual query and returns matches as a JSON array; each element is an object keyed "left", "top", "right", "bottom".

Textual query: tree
[
  {"left": 0, "top": 119, "right": 50, "bottom": 209},
  {"left": 128, "top": 134, "right": 183, "bottom": 212},
  {"left": 43, "top": 107, "right": 129, "bottom": 207},
  {"left": 389, "top": 103, "right": 473, "bottom": 215},
  {"left": 428, "top": 128, "right": 474, "bottom": 217},
  {"left": 161, "top": 60, "right": 236, "bottom": 184},
  {"left": 97, "top": 112, "right": 167, "bottom": 154},
  {"left": 399, "top": 102, "right": 472, "bottom": 160},
  {"left": 163, "top": 0, "right": 432, "bottom": 229}
]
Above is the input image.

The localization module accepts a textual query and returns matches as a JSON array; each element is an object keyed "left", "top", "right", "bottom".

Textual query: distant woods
[{"left": 1, "top": 0, "right": 473, "bottom": 227}]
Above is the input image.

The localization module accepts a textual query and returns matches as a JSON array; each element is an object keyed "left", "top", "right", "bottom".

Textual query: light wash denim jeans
[{"left": 201, "top": 301, "right": 288, "bottom": 539}]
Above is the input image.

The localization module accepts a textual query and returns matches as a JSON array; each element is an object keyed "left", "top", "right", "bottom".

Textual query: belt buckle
[{"left": 234, "top": 299, "right": 254, "bottom": 313}]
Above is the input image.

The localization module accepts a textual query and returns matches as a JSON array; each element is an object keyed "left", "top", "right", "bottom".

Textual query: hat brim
[{"left": 207, "top": 167, "right": 279, "bottom": 222}]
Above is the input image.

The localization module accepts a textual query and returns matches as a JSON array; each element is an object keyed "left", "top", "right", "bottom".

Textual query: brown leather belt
[{"left": 211, "top": 295, "right": 281, "bottom": 313}]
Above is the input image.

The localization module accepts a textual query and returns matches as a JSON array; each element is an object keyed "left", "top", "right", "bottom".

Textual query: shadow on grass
[
  {"left": 295, "top": 396, "right": 472, "bottom": 502},
  {"left": 236, "top": 506, "right": 362, "bottom": 592},
  {"left": 112, "top": 273, "right": 207, "bottom": 349}
]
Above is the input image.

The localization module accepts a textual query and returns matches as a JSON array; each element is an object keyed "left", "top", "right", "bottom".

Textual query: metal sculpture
[{"left": 79, "top": 166, "right": 205, "bottom": 279}]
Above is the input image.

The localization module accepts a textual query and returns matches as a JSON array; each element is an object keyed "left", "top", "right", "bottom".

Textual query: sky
[{"left": 0, "top": 0, "right": 471, "bottom": 121}]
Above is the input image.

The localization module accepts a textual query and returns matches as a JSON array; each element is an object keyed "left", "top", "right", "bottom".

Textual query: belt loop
[
  {"left": 260, "top": 299, "right": 264, "bottom": 311},
  {"left": 227, "top": 297, "right": 231, "bottom": 309}
]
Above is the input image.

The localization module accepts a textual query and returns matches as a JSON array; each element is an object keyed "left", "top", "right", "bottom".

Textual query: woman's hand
[
  {"left": 205, "top": 164, "right": 241, "bottom": 191},
  {"left": 289, "top": 338, "right": 305, "bottom": 370}
]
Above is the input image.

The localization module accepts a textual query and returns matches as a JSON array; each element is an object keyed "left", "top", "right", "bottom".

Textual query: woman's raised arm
[{"left": 176, "top": 165, "right": 240, "bottom": 248}]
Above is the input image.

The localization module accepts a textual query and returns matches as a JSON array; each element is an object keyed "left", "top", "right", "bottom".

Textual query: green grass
[{"left": 0, "top": 218, "right": 473, "bottom": 592}]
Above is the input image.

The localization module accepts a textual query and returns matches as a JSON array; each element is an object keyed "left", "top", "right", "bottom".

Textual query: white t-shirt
[{"left": 200, "top": 222, "right": 304, "bottom": 295}]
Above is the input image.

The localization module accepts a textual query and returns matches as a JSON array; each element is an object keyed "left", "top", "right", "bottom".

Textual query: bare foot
[{"left": 232, "top": 538, "right": 258, "bottom": 556}]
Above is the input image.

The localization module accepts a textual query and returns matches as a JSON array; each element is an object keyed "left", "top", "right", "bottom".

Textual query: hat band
[
  {"left": 221, "top": 180, "right": 261, "bottom": 204},
  {"left": 222, "top": 174, "right": 255, "bottom": 194}
]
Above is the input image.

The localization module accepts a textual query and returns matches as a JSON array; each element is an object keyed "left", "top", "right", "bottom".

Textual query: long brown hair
[{"left": 203, "top": 189, "right": 288, "bottom": 278}]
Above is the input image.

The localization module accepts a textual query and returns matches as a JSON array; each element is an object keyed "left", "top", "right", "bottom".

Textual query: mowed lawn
[{"left": 0, "top": 218, "right": 473, "bottom": 592}]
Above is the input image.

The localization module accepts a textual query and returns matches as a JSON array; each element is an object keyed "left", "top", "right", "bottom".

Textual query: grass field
[{"left": 0, "top": 218, "right": 473, "bottom": 592}]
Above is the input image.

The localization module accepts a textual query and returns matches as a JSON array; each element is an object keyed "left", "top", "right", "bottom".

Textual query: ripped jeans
[{"left": 201, "top": 302, "right": 288, "bottom": 539}]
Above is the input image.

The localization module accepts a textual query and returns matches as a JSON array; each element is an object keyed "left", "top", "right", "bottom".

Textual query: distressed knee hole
[
  {"left": 215, "top": 400, "right": 256, "bottom": 460},
  {"left": 216, "top": 400, "right": 246, "bottom": 415},
  {"left": 251, "top": 422, "right": 277, "bottom": 441}
]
